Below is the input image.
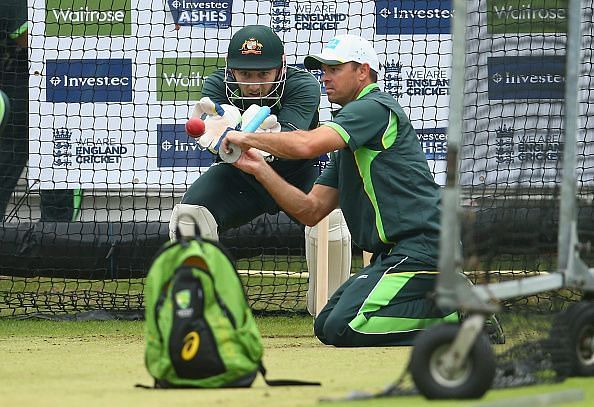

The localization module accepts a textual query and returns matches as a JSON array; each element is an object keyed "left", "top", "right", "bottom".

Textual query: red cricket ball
[{"left": 185, "top": 117, "right": 206, "bottom": 138}]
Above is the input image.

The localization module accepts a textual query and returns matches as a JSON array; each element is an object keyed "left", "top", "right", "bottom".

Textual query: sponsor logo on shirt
[
  {"left": 488, "top": 56, "right": 565, "bottom": 100},
  {"left": 376, "top": 0, "right": 453, "bottom": 35},
  {"left": 46, "top": 58, "right": 133, "bottom": 103}
]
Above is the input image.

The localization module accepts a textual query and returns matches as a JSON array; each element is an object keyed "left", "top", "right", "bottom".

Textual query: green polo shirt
[
  {"left": 316, "top": 83, "right": 441, "bottom": 265},
  {"left": 202, "top": 66, "right": 321, "bottom": 176}
]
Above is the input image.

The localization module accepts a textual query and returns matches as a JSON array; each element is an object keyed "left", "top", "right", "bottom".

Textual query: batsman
[{"left": 169, "top": 25, "right": 352, "bottom": 315}]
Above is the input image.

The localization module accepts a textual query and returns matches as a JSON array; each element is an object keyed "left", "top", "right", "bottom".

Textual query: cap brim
[
  {"left": 227, "top": 59, "right": 282, "bottom": 70},
  {"left": 304, "top": 55, "right": 342, "bottom": 70}
]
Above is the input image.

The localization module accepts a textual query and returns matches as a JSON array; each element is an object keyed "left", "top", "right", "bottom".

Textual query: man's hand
[
  {"left": 190, "top": 97, "right": 241, "bottom": 152},
  {"left": 232, "top": 148, "right": 269, "bottom": 176},
  {"left": 221, "top": 130, "right": 248, "bottom": 156}
]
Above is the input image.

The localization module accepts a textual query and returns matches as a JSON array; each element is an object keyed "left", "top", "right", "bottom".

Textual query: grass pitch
[{"left": 0, "top": 316, "right": 593, "bottom": 407}]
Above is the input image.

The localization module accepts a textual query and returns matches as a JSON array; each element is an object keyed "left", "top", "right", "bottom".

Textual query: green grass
[
  {"left": 0, "top": 317, "right": 315, "bottom": 339},
  {"left": 1, "top": 316, "right": 593, "bottom": 407}
]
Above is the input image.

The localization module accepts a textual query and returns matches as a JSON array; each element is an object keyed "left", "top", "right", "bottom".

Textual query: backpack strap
[
  {"left": 136, "top": 368, "right": 320, "bottom": 389},
  {"left": 134, "top": 379, "right": 158, "bottom": 389},
  {"left": 259, "top": 364, "right": 320, "bottom": 386}
]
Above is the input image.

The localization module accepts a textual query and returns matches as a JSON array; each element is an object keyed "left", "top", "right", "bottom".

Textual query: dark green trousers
[
  {"left": 314, "top": 253, "right": 458, "bottom": 347},
  {"left": 181, "top": 161, "right": 318, "bottom": 230}
]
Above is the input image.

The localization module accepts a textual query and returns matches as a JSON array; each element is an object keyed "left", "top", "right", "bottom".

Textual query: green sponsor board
[
  {"left": 487, "top": 0, "right": 568, "bottom": 33},
  {"left": 46, "top": 0, "right": 131, "bottom": 37},
  {"left": 156, "top": 57, "right": 225, "bottom": 102}
]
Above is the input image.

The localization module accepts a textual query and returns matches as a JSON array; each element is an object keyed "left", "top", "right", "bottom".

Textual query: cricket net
[{"left": 1, "top": 1, "right": 593, "bottom": 321}]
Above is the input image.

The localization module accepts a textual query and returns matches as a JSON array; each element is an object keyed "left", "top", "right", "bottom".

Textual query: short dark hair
[{"left": 351, "top": 62, "right": 378, "bottom": 83}]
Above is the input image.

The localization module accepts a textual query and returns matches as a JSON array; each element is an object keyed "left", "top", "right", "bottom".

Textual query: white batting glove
[
  {"left": 259, "top": 114, "right": 282, "bottom": 132},
  {"left": 240, "top": 105, "right": 281, "bottom": 160},
  {"left": 191, "top": 97, "right": 241, "bottom": 152},
  {"left": 241, "top": 104, "right": 281, "bottom": 133}
]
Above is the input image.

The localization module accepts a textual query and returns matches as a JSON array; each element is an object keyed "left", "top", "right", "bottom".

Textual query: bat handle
[
  {"left": 241, "top": 106, "right": 272, "bottom": 132},
  {"left": 220, "top": 106, "right": 271, "bottom": 163},
  {"left": 214, "top": 127, "right": 241, "bottom": 163},
  {"left": 220, "top": 142, "right": 241, "bottom": 163}
]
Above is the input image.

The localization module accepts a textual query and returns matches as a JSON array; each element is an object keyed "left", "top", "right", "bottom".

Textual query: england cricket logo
[{"left": 52, "top": 127, "right": 73, "bottom": 167}]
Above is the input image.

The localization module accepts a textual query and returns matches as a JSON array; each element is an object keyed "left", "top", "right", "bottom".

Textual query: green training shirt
[
  {"left": 202, "top": 66, "right": 321, "bottom": 175},
  {"left": 316, "top": 83, "right": 441, "bottom": 265}
]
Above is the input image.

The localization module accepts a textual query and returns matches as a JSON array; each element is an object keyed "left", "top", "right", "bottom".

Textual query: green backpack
[{"left": 144, "top": 231, "right": 319, "bottom": 388}]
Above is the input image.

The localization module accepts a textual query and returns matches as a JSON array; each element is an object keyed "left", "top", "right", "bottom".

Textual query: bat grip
[
  {"left": 241, "top": 106, "right": 272, "bottom": 132},
  {"left": 220, "top": 106, "right": 271, "bottom": 163}
]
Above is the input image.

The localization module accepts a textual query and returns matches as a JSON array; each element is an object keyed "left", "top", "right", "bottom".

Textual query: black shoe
[{"left": 458, "top": 311, "right": 506, "bottom": 345}]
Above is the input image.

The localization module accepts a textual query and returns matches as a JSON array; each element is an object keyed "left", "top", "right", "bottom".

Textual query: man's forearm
[
  {"left": 243, "top": 130, "right": 313, "bottom": 159},
  {"left": 253, "top": 164, "right": 318, "bottom": 226},
  {"left": 224, "top": 125, "right": 346, "bottom": 161}
]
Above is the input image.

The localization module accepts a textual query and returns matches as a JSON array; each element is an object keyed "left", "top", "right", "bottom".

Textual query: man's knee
[
  {"left": 314, "top": 310, "right": 352, "bottom": 347},
  {"left": 313, "top": 314, "right": 328, "bottom": 344}
]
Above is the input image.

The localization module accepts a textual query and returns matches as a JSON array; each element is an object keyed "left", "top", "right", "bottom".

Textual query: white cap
[{"left": 304, "top": 34, "right": 380, "bottom": 73}]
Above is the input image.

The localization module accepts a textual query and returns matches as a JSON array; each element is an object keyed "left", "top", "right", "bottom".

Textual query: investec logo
[
  {"left": 49, "top": 75, "right": 128, "bottom": 87},
  {"left": 45, "top": 0, "right": 131, "bottom": 36},
  {"left": 157, "top": 124, "right": 216, "bottom": 167},
  {"left": 488, "top": 56, "right": 565, "bottom": 100},
  {"left": 488, "top": 0, "right": 567, "bottom": 33},
  {"left": 156, "top": 57, "right": 224, "bottom": 101},
  {"left": 417, "top": 128, "right": 447, "bottom": 161},
  {"left": 46, "top": 59, "right": 133, "bottom": 103},
  {"left": 167, "top": 0, "right": 232, "bottom": 28},
  {"left": 376, "top": 0, "right": 452, "bottom": 35}
]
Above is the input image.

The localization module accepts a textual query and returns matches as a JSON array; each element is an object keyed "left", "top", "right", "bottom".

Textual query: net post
[
  {"left": 435, "top": 0, "right": 468, "bottom": 310},
  {"left": 557, "top": 0, "right": 582, "bottom": 271}
]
